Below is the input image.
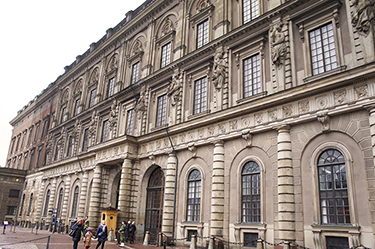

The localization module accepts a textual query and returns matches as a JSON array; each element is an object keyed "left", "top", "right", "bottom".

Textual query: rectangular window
[
  {"left": 10, "top": 139, "right": 15, "bottom": 154},
  {"left": 309, "top": 23, "right": 337, "bottom": 75},
  {"left": 6, "top": 206, "right": 17, "bottom": 215},
  {"left": 29, "top": 151, "right": 35, "bottom": 170},
  {"left": 197, "top": 19, "right": 209, "bottom": 49},
  {"left": 187, "top": 230, "right": 197, "bottom": 242},
  {"left": 131, "top": 62, "right": 140, "bottom": 84},
  {"left": 326, "top": 236, "right": 349, "bottom": 249},
  {"left": 42, "top": 118, "right": 49, "bottom": 138},
  {"left": 244, "top": 233, "right": 258, "bottom": 247},
  {"left": 161, "top": 43, "right": 171, "bottom": 68},
  {"left": 126, "top": 109, "right": 135, "bottom": 136},
  {"left": 107, "top": 77, "right": 115, "bottom": 98},
  {"left": 27, "top": 128, "right": 33, "bottom": 146},
  {"left": 194, "top": 77, "right": 207, "bottom": 115},
  {"left": 156, "top": 94, "right": 167, "bottom": 127},
  {"left": 22, "top": 154, "right": 27, "bottom": 170},
  {"left": 60, "top": 107, "right": 66, "bottom": 123},
  {"left": 36, "top": 148, "right": 42, "bottom": 168},
  {"left": 89, "top": 89, "right": 96, "bottom": 108},
  {"left": 12, "top": 158, "right": 16, "bottom": 168},
  {"left": 243, "top": 0, "right": 259, "bottom": 24},
  {"left": 17, "top": 155, "right": 22, "bottom": 169},
  {"left": 74, "top": 99, "right": 80, "bottom": 116},
  {"left": 20, "top": 132, "right": 26, "bottom": 149},
  {"left": 243, "top": 54, "right": 261, "bottom": 98},
  {"left": 15, "top": 136, "right": 20, "bottom": 152},
  {"left": 9, "top": 189, "right": 20, "bottom": 198},
  {"left": 101, "top": 120, "right": 109, "bottom": 142},
  {"left": 82, "top": 128, "right": 89, "bottom": 152},
  {"left": 67, "top": 137, "right": 73, "bottom": 157}
]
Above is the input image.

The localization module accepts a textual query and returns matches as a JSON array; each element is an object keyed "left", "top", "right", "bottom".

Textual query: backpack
[{"left": 69, "top": 228, "right": 76, "bottom": 237}]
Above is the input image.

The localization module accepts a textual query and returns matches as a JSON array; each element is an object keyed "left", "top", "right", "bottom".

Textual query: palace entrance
[{"left": 145, "top": 167, "right": 164, "bottom": 244}]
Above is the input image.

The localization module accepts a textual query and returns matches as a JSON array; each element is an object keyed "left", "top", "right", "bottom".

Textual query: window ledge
[
  {"left": 234, "top": 223, "right": 266, "bottom": 230},
  {"left": 188, "top": 110, "right": 211, "bottom": 120},
  {"left": 311, "top": 224, "right": 360, "bottom": 233},
  {"left": 236, "top": 91, "right": 268, "bottom": 105},
  {"left": 151, "top": 124, "right": 169, "bottom": 132},
  {"left": 303, "top": 65, "right": 347, "bottom": 84},
  {"left": 181, "top": 221, "right": 204, "bottom": 228}
]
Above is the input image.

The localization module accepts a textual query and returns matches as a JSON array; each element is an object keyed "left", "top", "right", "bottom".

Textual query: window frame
[
  {"left": 82, "top": 128, "right": 89, "bottom": 152},
  {"left": 156, "top": 94, "right": 168, "bottom": 127},
  {"left": 60, "top": 107, "right": 67, "bottom": 123},
  {"left": 66, "top": 136, "right": 73, "bottom": 157},
  {"left": 242, "top": 0, "right": 260, "bottom": 24},
  {"left": 101, "top": 119, "right": 109, "bottom": 142},
  {"left": 161, "top": 42, "right": 172, "bottom": 68},
  {"left": 193, "top": 77, "right": 208, "bottom": 115},
  {"left": 70, "top": 186, "right": 80, "bottom": 218},
  {"left": 131, "top": 62, "right": 140, "bottom": 85},
  {"left": 186, "top": 169, "right": 202, "bottom": 222},
  {"left": 73, "top": 98, "right": 80, "bottom": 116},
  {"left": 126, "top": 109, "right": 135, "bottom": 136},
  {"left": 189, "top": 3, "right": 215, "bottom": 51},
  {"left": 241, "top": 161, "right": 261, "bottom": 223},
  {"left": 197, "top": 19, "right": 209, "bottom": 49},
  {"left": 43, "top": 189, "right": 51, "bottom": 217},
  {"left": 88, "top": 88, "right": 97, "bottom": 108},
  {"left": 41, "top": 117, "right": 50, "bottom": 138}
]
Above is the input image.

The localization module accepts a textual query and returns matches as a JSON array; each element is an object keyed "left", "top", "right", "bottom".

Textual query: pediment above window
[
  {"left": 127, "top": 51, "right": 144, "bottom": 65},
  {"left": 190, "top": 3, "right": 215, "bottom": 24},
  {"left": 155, "top": 30, "right": 176, "bottom": 47}
]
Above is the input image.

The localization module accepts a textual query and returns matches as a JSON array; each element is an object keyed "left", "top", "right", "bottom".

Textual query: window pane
[
  {"left": 131, "top": 62, "right": 140, "bottom": 84},
  {"left": 161, "top": 43, "right": 171, "bottom": 68},
  {"left": 187, "top": 170, "right": 201, "bottom": 222},
  {"left": 126, "top": 109, "right": 135, "bottom": 135},
  {"left": 243, "top": 54, "right": 261, "bottom": 98},
  {"left": 156, "top": 94, "right": 167, "bottom": 127},
  {"left": 194, "top": 77, "right": 207, "bottom": 114},
  {"left": 243, "top": 0, "right": 259, "bottom": 24},
  {"left": 242, "top": 161, "right": 261, "bottom": 223},
  {"left": 107, "top": 77, "right": 115, "bottom": 98},
  {"left": 197, "top": 19, "right": 209, "bottom": 48},
  {"left": 102, "top": 120, "right": 109, "bottom": 142}
]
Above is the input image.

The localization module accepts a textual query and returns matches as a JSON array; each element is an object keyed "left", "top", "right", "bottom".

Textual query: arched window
[
  {"left": 19, "top": 194, "right": 25, "bottom": 216},
  {"left": 27, "top": 193, "right": 33, "bottom": 216},
  {"left": 187, "top": 169, "right": 201, "bottom": 222},
  {"left": 43, "top": 190, "right": 51, "bottom": 217},
  {"left": 56, "top": 188, "right": 63, "bottom": 218},
  {"left": 71, "top": 186, "right": 79, "bottom": 218},
  {"left": 242, "top": 161, "right": 260, "bottom": 223},
  {"left": 318, "top": 149, "right": 350, "bottom": 224}
]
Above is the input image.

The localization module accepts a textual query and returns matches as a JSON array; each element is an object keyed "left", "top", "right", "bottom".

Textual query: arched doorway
[{"left": 145, "top": 167, "right": 164, "bottom": 244}]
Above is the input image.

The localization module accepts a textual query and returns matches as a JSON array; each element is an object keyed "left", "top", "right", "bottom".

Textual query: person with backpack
[
  {"left": 95, "top": 220, "right": 108, "bottom": 249},
  {"left": 128, "top": 221, "right": 136, "bottom": 244},
  {"left": 70, "top": 219, "right": 84, "bottom": 249}
]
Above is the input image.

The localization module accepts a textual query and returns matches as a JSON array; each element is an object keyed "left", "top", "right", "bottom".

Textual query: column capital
[
  {"left": 363, "top": 103, "right": 375, "bottom": 113},
  {"left": 274, "top": 124, "right": 290, "bottom": 133},
  {"left": 212, "top": 139, "right": 224, "bottom": 146}
]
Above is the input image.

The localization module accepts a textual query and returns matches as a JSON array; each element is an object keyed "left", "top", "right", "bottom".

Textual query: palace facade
[{"left": 5, "top": 0, "right": 375, "bottom": 248}]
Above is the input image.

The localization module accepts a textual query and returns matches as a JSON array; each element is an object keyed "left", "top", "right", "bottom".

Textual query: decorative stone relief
[
  {"left": 135, "top": 86, "right": 148, "bottom": 117},
  {"left": 317, "top": 111, "right": 330, "bottom": 132},
  {"left": 268, "top": 109, "right": 277, "bottom": 122},
  {"left": 351, "top": 0, "right": 375, "bottom": 37},
  {"left": 283, "top": 105, "right": 293, "bottom": 118},
  {"left": 198, "top": 129, "right": 204, "bottom": 138},
  {"left": 188, "top": 143, "right": 197, "bottom": 158},
  {"left": 208, "top": 126, "right": 215, "bottom": 136},
  {"left": 316, "top": 96, "right": 328, "bottom": 110},
  {"left": 242, "top": 117, "right": 250, "bottom": 127},
  {"left": 90, "top": 68, "right": 99, "bottom": 84},
  {"left": 270, "top": 22, "right": 287, "bottom": 68},
  {"left": 242, "top": 129, "right": 253, "bottom": 147},
  {"left": 88, "top": 111, "right": 97, "bottom": 145},
  {"left": 109, "top": 100, "right": 118, "bottom": 133},
  {"left": 298, "top": 101, "right": 309, "bottom": 114},
  {"left": 255, "top": 113, "right": 263, "bottom": 124},
  {"left": 218, "top": 124, "right": 226, "bottom": 134},
  {"left": 229, "top": 120, "right": 237, "bottom": 130},
  {"left": 334, "top": 90, "right": 347, "bottom": 105},
  {"left": 354, "top": 85, "right": 368, "bottom": 99}
]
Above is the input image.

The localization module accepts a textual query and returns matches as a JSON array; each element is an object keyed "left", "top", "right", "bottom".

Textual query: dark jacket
[
  {"left": 72, "top": 222, "right": 84, "bottom": 242},
  {"left": 128, "top": 224, "right": 136, "bottom": 237},
  {"left": 96, "top": 224, "right": 108, "bottom": 242}
]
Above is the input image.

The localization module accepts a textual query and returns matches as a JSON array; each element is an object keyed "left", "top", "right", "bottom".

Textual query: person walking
[
  {"left": 128, "top": 221, "right": 136, "bottom": 244},
  {"left": 84, "top": 228, "right": 95, "bottom": 249},
  {"left": 118, "top": 221, "right": 126, "bottom": 247},
  {"left": 84, "top": 216, "right": 89, "bottom": 235},
  {"left": 71, "top": 219, "right": 84, "bottom": 249},
  {"left": 95, "top": 220, "right": 108, "bottom": 249},
  {"left": 125, "top": 221, "right": 130, "bottom": 242}
]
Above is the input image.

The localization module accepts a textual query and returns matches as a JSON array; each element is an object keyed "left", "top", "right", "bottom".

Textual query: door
[{"left": 145, "top": 167, "right": 164, "bottom": 244}]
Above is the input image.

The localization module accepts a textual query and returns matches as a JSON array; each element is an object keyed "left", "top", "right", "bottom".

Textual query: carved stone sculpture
[
  {"left": 270, "top": 22, "right": 287, "bottom": 67},
  {"left": 167, "top": 70, "right": 183, "bottom": 106},
  {"left": 211, "top": 50, "right": 226, "bottom": 89},
  {"left": 135, "top": 86, "right": 147, "bottom": 116},
  {"left": 352, "top": 0, "right": 375, "bottom": 36}
]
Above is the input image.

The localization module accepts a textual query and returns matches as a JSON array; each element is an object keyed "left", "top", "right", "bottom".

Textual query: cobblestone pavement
[{"left": 0, "top": 227, "right": 170, "bottom": 249}]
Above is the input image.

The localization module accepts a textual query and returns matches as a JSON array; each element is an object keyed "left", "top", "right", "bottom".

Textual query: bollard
[
  {"left": 190, "top": 235, "right": 197, "bottom": 249},
  {"left": 46, "top": 235, "right": 50, "bottom": 249},
  {"left": 163, "top": 239, "right": 166, "bottom": 249},
  {"left": 158, "top": 233, "right": 163, "bottom": 247},
  {"left": 208, "top": 236, "right": 214, "bottom": 249},
  {"left": 108, "top": 228, "right": 114, "bottom": 241},
  {"left": 256, "top": 239, "right": 263, "bottom": 249},
  {"left": 283, "top": 241, "right": 290, "bottom": 249},
  {"left": 143, "top": 231, "right": 150, "bottom": 245}
]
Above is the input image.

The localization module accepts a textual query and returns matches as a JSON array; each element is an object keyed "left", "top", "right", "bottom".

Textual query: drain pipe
[{"left": 165, "top": 127, "right": 178, "bottom": 243}]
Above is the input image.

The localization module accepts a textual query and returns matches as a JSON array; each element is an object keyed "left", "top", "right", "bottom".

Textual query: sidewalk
[{"left": 0, "top": 227, "right": 173, "bottom": 249}]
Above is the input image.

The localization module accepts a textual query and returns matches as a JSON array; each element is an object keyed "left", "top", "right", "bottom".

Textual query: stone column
[
  {"left": 46, "top": 178, "right": 57, "bottom": 225},
  {"left": 117, "top": 159, "right": 132, "bottom": 223},
  {"left": 77, "top": 171, "right": 88, "bottom": 219},
  {"left": 276, "top": 125, "right": 295, "bottom": 242},
  {"left": 210, "top": 140, "right": 225, "bottom": 237},
  {"left": 89, "top": 165, "right": 102, "bottom": 228},
  {"left": 162, "top": 153, "right": 176, "bottom": 236},
  {"left": 61, "top": 174, "right": 71, "bottom": 222},
  {"left": 34, "top": 179, "right": 46, "bottom": 223},
  {"left": 364, "top": 105, "right": 375, "bottom": 239}
]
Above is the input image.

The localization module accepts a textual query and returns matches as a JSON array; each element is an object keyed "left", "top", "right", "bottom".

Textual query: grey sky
[{"left": 0, "top": 0, "right": 141, "bottom": 166}]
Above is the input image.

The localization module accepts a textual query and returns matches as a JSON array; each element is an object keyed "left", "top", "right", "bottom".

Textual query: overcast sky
[{"left": 0, "top": 0, "right": 142, "bottom": 167}]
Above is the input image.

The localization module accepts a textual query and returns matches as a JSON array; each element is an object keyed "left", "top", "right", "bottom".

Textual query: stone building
[
  {"left": 5, "top": 0, "right": 375, "bottom": 248},
  {"left": 0, "top": 168, "right": 27, "bottom": 224}
]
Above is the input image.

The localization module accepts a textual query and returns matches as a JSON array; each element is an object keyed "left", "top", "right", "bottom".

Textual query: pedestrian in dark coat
[
  {"left": 128, "top": 221, "right": 136, "bottom": 244},
  {"left": 95, "top": 220, "right": 108, "bottom": 249},
  {"left": 125, "top": 221, "right": 130, "bottom": 242},
  {"left": 72, "top": 220, "right": 84, "bottom": 249}
]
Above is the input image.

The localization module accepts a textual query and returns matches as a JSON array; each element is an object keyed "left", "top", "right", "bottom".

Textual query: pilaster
[
  {"left": 117, "top": 158, "right": 133, "bottom": 223},
  {"left": 34, "top": 179, "right": 46, "bottom": 223},
  {"left": 46, "top": 178, "right": 57, "bottom": 225},
  {"left": 61, "top": 174, "right": 71, "bottom": 222},
  {"left": 89, "top": 165, "right": 103, "bottom": 228},
  {"left": 162, "top": 153, "right": 176, "bottom": 236},
  {"left": 77, "top": 171, "right": 88, "bottom": 219}
]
